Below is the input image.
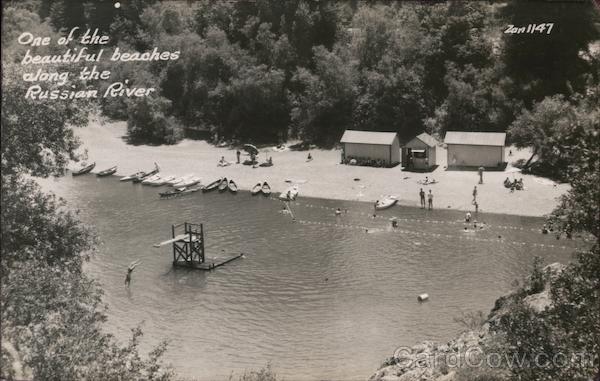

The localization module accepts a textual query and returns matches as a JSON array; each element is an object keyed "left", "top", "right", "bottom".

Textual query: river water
[{"left": 40, "top": 175, "right": 579, "bottom": 380}]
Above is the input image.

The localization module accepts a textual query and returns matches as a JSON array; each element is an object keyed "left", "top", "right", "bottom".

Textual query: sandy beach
[{"left": 74, "top": 119, "right": 569, "bottom": 217}]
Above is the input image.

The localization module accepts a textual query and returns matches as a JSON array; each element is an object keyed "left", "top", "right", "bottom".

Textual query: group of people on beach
[
  {"left": 504, "top": 177, "right": 524, "bottom": 192},
  {"left": 419, "top": 188, "right": 434, "bottom": 210}
]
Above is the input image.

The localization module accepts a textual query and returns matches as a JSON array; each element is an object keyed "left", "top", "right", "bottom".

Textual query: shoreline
[{"left": 74, "top": 119, "right": 569, "bottom": 218}]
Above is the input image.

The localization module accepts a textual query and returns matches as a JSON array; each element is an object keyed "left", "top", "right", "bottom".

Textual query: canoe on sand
[
  {"left": 228, "top": 179, "right": 238, "bottom": 193},
  {"left": 202, "top": 178, "right": 223, "bottom": 193},
  {"left": 261, "top": 182, "right": 271, "bottom": 196},
  {"left": 218, "top": 177, "right": 229, "bottom": 192},
  {"left": 72, "top": 162, "right": 96, "bottom": 176},
  {"left": 251, "top": 183, "right": 262, "bottom": 195},
  {"left": 96, "top": 166, "right": 117, "bottom": 177}
]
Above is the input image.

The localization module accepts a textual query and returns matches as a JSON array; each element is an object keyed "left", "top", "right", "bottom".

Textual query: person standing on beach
[
  {"left": 125, "top": 260, "right": 142, "bottom": 287},
  {"left": 427, "top": 190, "right": 433, "bottom": 210},
  {"left": 472, "top": 186, "right": 478, "bottom": 203},
  {"left": 478, "top": 167, "right": 484, "bottom": 184},
  {"left": 419, "top": 188, "right": 426, "bottom": 209},
  {"left": 236, "top": 150, "right": 241, "bottom": 164}
]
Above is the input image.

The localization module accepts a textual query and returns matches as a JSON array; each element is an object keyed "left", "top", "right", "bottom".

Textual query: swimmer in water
[
  {"left": 335, "top": 208, "right": 341, "bottom": 215},
  {"left": 125, "top": 259, "right": 142, "bottom": 287}
]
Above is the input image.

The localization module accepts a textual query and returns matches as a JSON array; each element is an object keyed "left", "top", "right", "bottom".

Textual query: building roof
[
  {"left": 444, "top": 131, "right": 506, "bottom": 147},
  {"left": 404, "top": 132, "right": 439, "bottom": 148},
  {"left": 340, "top": 130, "right": 398, "bottom": 145}
]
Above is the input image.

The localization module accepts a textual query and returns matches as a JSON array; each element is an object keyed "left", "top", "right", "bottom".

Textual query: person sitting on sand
[
  {"left": 125, "top": 260, "right": 142, "bottom": 287},
  {"left": 504, "top": 177, "right": 511, "bottom": 188},
  {"left": 424, "top": 176, "right": 429, "bottom": 184},
  {"left": 516, "top": 178, "right": 524, "bottom": 190},
  {"left": 465, "top": 212, "right": 472, "bottom": 223},
  {"left": 307, "top": 153, "right": 312, "bottom": 161}
]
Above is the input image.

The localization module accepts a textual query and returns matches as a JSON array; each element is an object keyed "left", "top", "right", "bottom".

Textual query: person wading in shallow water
[{"left": 125, "top": 259, "right": 142, "bottom": 287}]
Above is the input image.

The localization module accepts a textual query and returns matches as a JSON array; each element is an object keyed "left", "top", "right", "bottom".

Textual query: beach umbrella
[{"left": 243, "top": 144, "right": 259, "bottom": 155}]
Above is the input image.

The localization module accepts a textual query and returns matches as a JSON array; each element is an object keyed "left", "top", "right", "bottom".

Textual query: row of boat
[{"left": 72, "top": 162, "right": 292, "bottom": 200}]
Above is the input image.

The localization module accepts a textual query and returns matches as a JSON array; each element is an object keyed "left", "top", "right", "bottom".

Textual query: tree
[
  {"left": 546, "top": 86, "right": 600, "bottom": 238},
  {"left": 427, "top": 63, "right": 518, "bottom": 136},
  {"left": 508, "top": 95, "right": 577, "bottom": 173},
  {"left": 494, "top": 245, "right": 600, "bottom": 381},
  {"left": 494, "top": 81, "right": 599, "bottom": 381},
  {"left": 290, "top": 45, "right": 357, "bottom": 145},
  {"left": 126, "top": 96, "right": 183, "bottom": 145},
  {"left": 500, "top": 0, "right": 600, "bottom": 106}
]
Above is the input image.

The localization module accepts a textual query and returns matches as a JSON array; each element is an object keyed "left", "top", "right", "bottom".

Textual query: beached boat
[
  {"left": 132, "top": 164, "right": 160, "bottom": 183},
  {"left": 261, "top": 182, "right": 271, "bottom": 196},
  {"left": 177, "top": 177, "right": 200, "bottom": 188},
  {"left": 146, "top": 175, "right": 175, "bottom": 186},
  {"left": 375, "top": 196, "right": 398, "bottom": 210},
  {"left": 72, "top": 162, "right": 96, "bottom": 176},
  {"left": 169, "top": 174, "right": 196, "bottom": 187},
  {"left": 167, "top": 174, "right": 191, "bottom": 186},
  {"left": 159, "top": 186, "right": 201, "bottom": 198},
  {"left": 96, "top": 165, "right": 117, "bottom": 177},
  {"left": 120, "top": 171, "right": 144, "bottom": 181},
  {"left": 279, "top": 185, "right": 298, "bottom": 201},
  {"left": 133, "top": 169, "right": 158, "bottom": 183},
  {"left": 159, "top": 188, "right": 184, "bottom": 198},
  {"left": 251, "top": 183, "right": 262, "bottom": 195},
  {"left": 218, "top": 177, "right": 229, "bottom": 192},
  {"left": 228, "top": 179, "right": 238, "bottom": 193},
  {"left": 202, "top": 178, "right": 223, "bottom": 193},
  {"left": 141, "top": 174, "right": 161, "bottom": 185}
]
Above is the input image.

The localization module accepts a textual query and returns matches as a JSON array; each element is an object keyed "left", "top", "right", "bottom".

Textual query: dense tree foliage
[
  {"left": 492, "top": 76, "right": 599, "bottom": 381},
  {"left": 10, "top": 0, "right": 597, "bottom": 146},
  {"left": 493, "top": 245, "right": 600, "bottom": 381},
  {"left": 501, "top": 0, "right": 600, "bottom": 107},
  {"left": 1, "top": 6, "right": 173, "bottom": 379}
]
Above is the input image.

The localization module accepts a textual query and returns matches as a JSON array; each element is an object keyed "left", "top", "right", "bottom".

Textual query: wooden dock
[{"left": 173, "top": 253, "right": 244, "bottom": 270}]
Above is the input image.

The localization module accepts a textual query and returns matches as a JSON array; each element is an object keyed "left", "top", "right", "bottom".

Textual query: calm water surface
[{"left": 40, "top": 175, "right": 579, "bottom": 380}]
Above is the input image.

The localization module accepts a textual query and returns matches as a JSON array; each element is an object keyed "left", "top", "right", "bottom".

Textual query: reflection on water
[{"left": 40, "top": 175, "right": 578, "bottom": 380}]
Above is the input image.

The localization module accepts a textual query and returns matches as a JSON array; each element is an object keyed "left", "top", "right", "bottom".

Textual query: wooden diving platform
[
  {"left": 154, "top": 222, "right": 244, "bottom": 271},
  {"left": 173, "top": 253, "right": 244, "bottom": 270}
]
